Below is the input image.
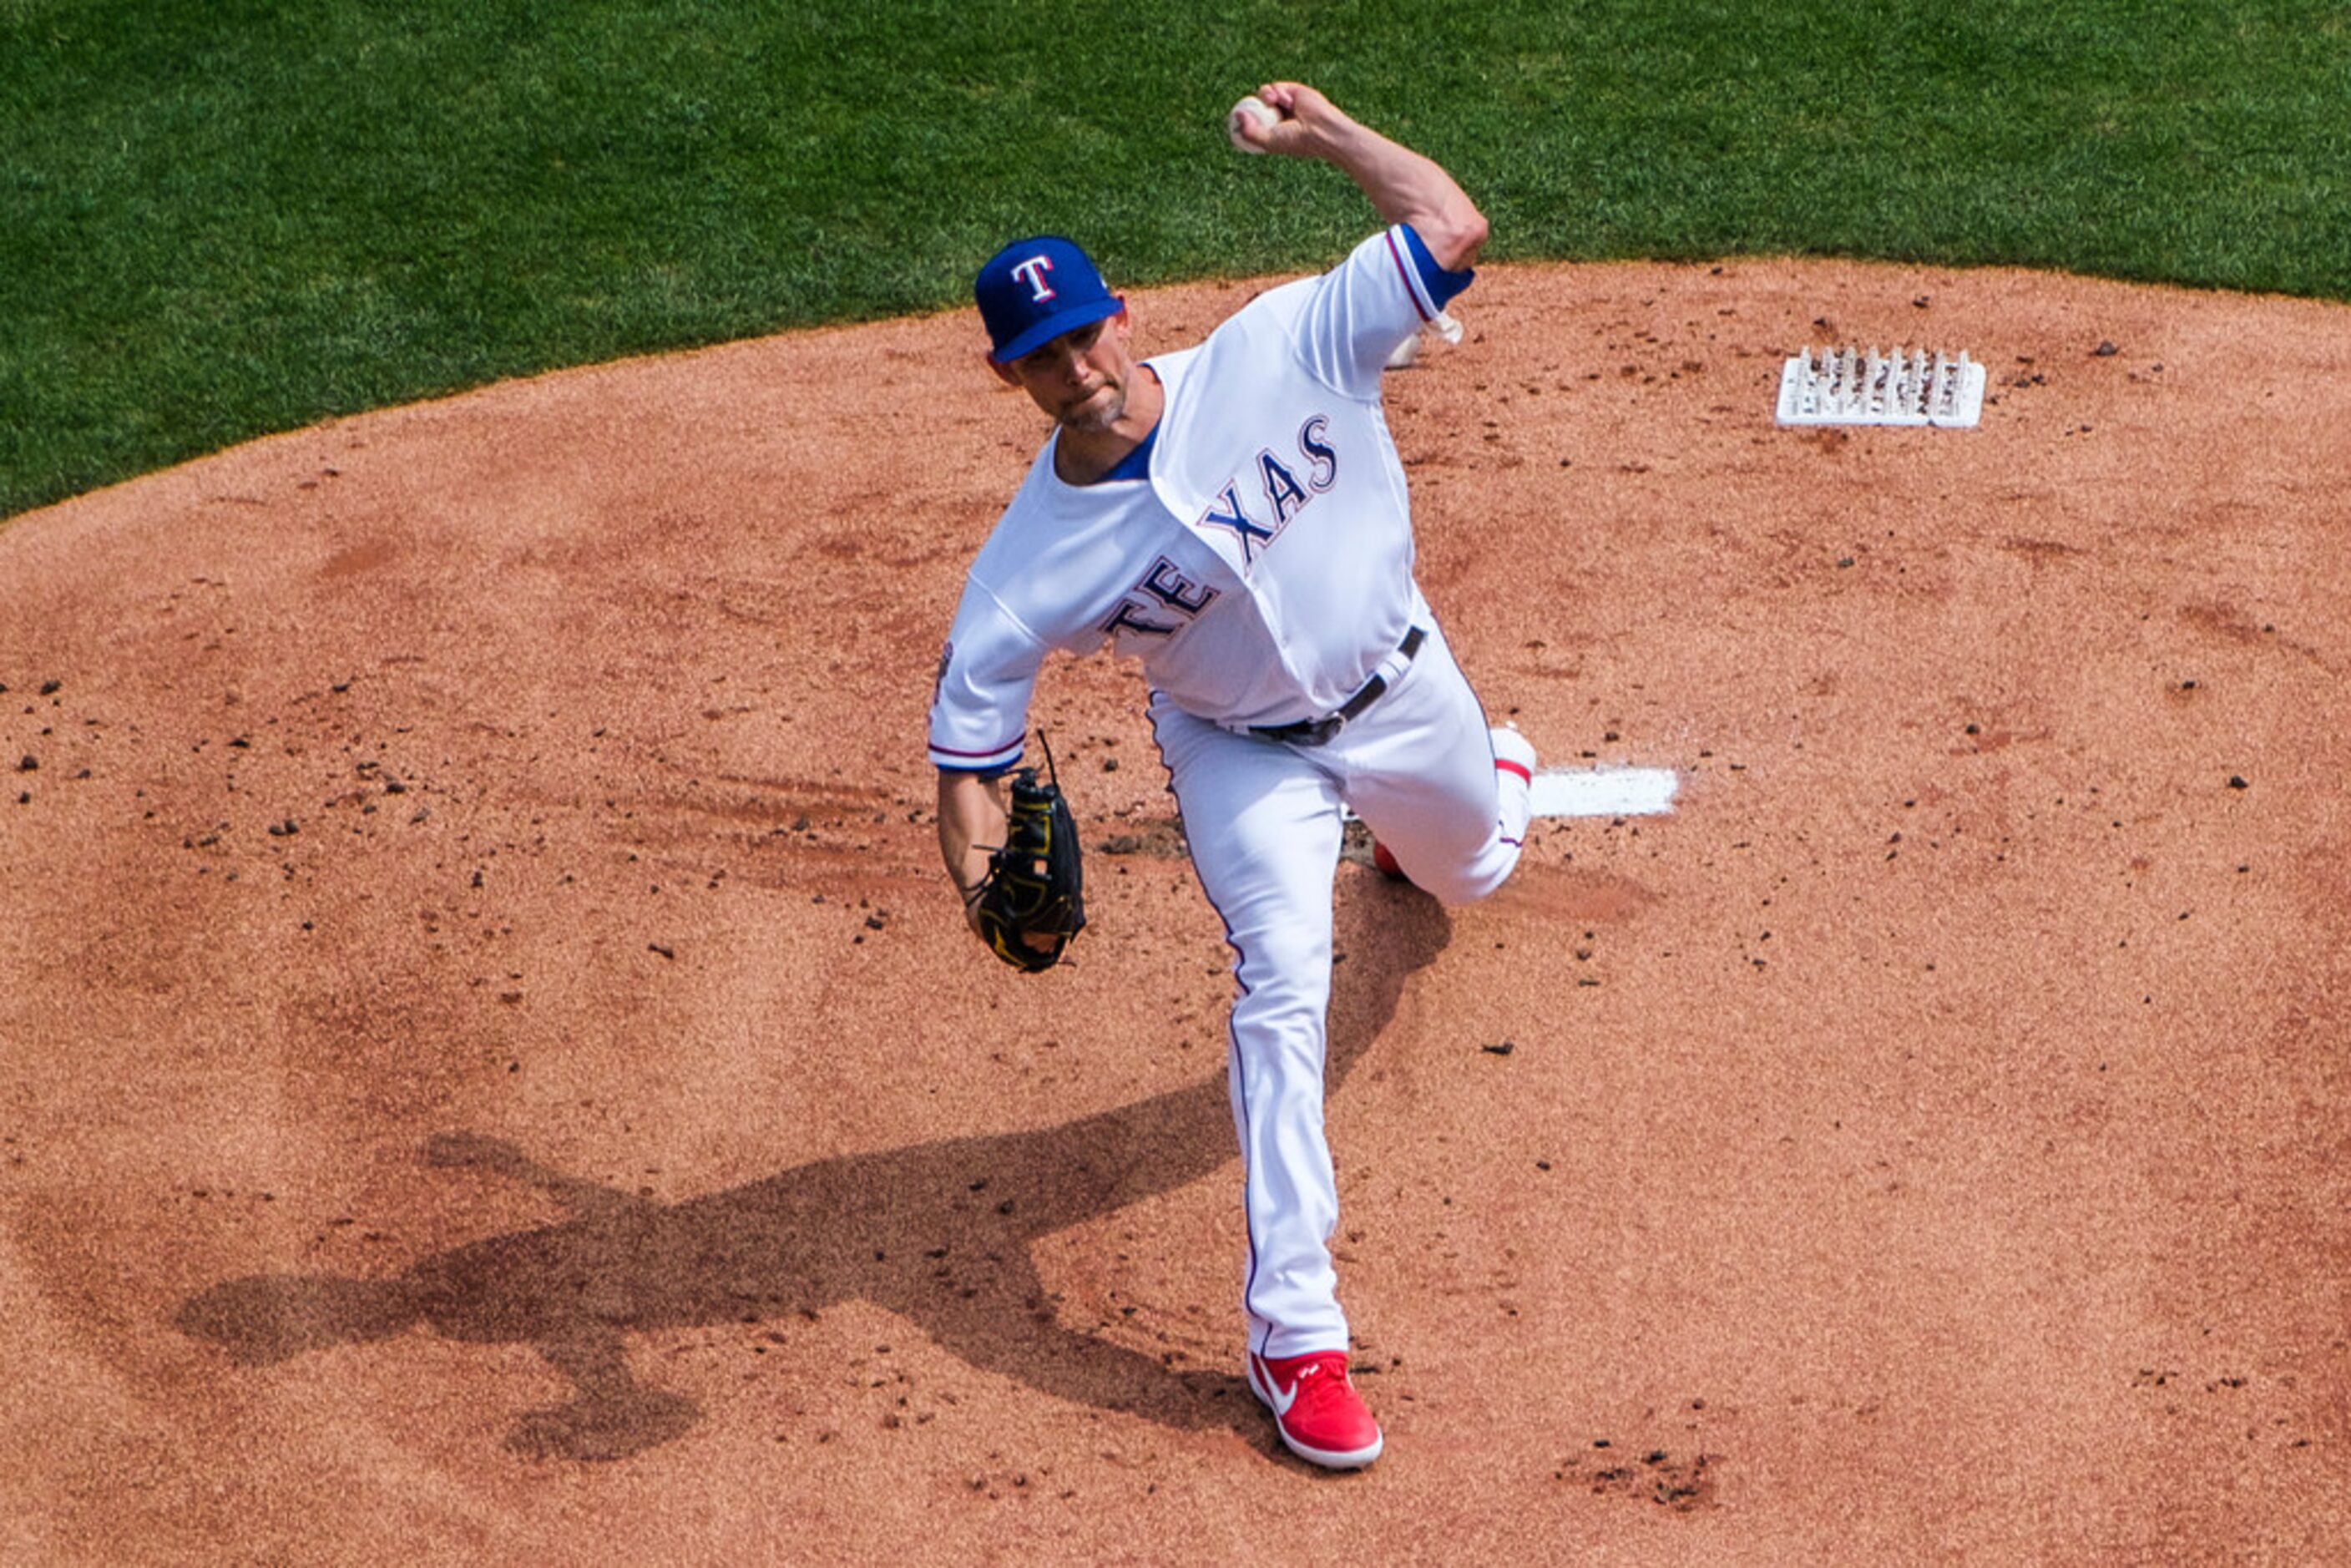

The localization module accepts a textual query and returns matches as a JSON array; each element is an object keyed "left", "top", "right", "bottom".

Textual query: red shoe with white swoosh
[{"left": 1246, "top": 1350, "right": 1384, "bottom": 1469}]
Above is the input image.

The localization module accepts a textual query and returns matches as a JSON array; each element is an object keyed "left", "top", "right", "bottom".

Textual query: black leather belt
[{"left": 1249, "top": 626, "right": 1427, "bottom": 746}]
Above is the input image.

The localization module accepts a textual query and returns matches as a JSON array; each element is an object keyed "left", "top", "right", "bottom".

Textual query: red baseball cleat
[
  {"left": 1247, "top": 1350, "right": 1384, "bottom": 1469},
  {"left": 1370, "top": 836, "right": 1407, "bottom": 880}
]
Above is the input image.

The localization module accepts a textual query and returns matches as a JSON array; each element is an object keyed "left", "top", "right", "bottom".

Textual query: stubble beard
[{"left": 1059, "top": 377, "right": 1127, "bottom": 435}]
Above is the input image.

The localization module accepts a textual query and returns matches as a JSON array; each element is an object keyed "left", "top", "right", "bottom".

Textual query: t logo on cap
[
  {"left": 977, "top": 235, "right": 1124, "bottom": 363},
  {"left": 1010, "top": 255, "right": 1056, "bottom": 302}
]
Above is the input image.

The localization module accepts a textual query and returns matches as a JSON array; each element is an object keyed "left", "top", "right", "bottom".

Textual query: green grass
[{"left": 4, "top": 0, "right": 2347, "bottom": 520}]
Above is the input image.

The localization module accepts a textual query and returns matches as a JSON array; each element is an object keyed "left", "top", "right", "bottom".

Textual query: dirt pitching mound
[{"left": 4, "top": 258, "right": 2347, "bottom": 1562}]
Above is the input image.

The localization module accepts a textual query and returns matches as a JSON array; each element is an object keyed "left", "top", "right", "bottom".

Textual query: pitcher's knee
[
  {"left": 1403, "top": 840, "right": 1519, "bottom": 906},
  {"left": 1231, "top": 923, "right": 1332, "bottom": 997}
]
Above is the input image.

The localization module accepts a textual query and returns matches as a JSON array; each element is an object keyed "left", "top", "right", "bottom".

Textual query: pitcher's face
[{"left": 993, "top": 311, "right": 1137, "bottom": 432}]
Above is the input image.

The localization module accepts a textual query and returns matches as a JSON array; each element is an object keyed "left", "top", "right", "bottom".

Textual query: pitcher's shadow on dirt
[{"left": 177, "top": 890, "right": 1451, "bottom": 1462}]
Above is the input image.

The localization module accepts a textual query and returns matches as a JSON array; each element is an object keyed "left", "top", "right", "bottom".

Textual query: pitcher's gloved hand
[{"left": 966, "top": 766, "right": 1085, "bottom": 972}]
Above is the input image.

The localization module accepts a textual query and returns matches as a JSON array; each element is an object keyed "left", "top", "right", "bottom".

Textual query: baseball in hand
[{"left": 1227, "top": 94, "right": 1278, "bottom": 153}]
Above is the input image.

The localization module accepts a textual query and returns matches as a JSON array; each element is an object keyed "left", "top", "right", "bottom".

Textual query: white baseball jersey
[{"left": 928, "top": 225, "right": 1462, "bottom": 773}]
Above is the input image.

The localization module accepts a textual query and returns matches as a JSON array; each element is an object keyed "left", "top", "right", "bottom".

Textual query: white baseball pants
[{"left": 1147, "top": 624, "right": 1529, "bottom": 1358}]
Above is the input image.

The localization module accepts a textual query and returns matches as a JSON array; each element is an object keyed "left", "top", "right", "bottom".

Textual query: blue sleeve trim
[
  {"left": 1400, "top": 224, "right": 1474, "bottom": 309},
  {"left": 930, "top": 735, "right": 1026, "bottom": 775}
]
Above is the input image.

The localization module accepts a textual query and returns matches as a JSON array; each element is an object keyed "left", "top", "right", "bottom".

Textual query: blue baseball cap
[{"left": 975, "top": 235, "right": 1125, "bottom": 362}]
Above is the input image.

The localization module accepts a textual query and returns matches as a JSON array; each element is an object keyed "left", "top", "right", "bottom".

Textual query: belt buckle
[{"left": 1250, "top": 712, "right": 1342, "bottom": 746}]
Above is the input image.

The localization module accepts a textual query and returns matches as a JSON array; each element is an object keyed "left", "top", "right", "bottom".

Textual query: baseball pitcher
[{"left": 928, "top": 82, "right": 1535, "bottom": 1468}]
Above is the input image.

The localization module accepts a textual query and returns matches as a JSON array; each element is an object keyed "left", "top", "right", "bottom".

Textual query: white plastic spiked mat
[{"left": 1776, "top": 345, "right": 1984, "bottom": 427}]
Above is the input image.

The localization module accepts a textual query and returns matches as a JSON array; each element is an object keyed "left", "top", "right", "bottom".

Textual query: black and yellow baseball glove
[{"left": 967, "top": 760, "right": 1086, "bottom": 973}]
